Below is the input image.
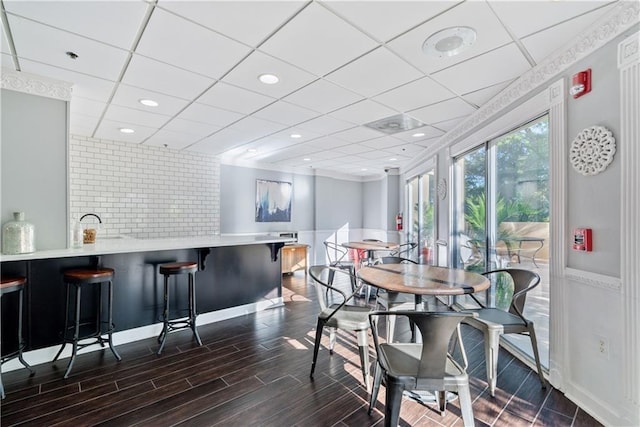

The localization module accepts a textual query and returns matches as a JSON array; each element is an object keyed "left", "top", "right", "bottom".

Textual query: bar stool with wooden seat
[
  {"left": 53, "top": 267, "right": 121, "bottom": 378},
  {"left": 157, "top": 261, "right": 202, "bottom": 355},
  {"left": 1, "top": 276, "right": 35, "bottom": 398}
]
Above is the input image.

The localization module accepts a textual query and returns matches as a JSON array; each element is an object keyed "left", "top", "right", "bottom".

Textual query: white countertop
[{"left": 0, "top": 235, "right": 295, "bottom": 262}]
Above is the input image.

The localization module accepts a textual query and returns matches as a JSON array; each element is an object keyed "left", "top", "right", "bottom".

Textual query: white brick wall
[{"left": 69, "top": 135, "right": 220, "bottom": 238}]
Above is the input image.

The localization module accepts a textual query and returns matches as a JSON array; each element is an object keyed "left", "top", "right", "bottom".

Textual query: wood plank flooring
[{"left": 1, "top": 273, "right": 603, "bottom": 426}]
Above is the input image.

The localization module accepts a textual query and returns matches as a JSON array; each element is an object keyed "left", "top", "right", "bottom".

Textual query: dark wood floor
[{"left": 1, "top": 272, "right": 602, "bottom": 426}]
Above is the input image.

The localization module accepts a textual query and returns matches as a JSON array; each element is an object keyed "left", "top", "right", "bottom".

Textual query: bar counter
[{"left": 0, "top": 235, "right": 293, "bottom": 367}]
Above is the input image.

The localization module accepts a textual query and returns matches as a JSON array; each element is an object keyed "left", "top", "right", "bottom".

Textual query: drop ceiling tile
[
  {"left": 122, "top": 54, "right": 214, "bottom": 100},
  {"left": 198, "top": 82, "right": 275, "bottom": 115},
  {"left": 320, "top": 1, "right": 458, "bottom": 43},
  {"left": 18, "top": 59, "right": 115, "bottom": 102},
  {"left": 413, "top": 135, "right": 441, "bottom": 148},
  {"left": 432, "top": 116, "right": 465, "bottom": 133},
  {"left": 70, "top": 97, "right": 106, "bottom": 119},
  {"left": 111, "top": 84, "right": 190, "bottom": 117},
  {"left": 252, "top": 101, "right": 319, "bottom": 126},
  {"left": 158, "top": 1, "right": 307, "bottom": 47},
  {"left": 334, "top": 143, "right": 373, "bottom": 155},
  {"left": 357, "top": 149, "right": 397, "bottom": 160},
  {"left": 392, "top": 125, "right": 444, "bottom": 142},
  {"left": 409, "top": 98, "right": 476, "bottom": 125},
  {"left": 283, "top": 79, "right": 363, "bottom": 113},
  {"left": 332, "top": 126, "right": 384, "bottom": 143},
  {"left": 136, "top": 8, "right": 250, "bottom": 80},
  {"left": 329, "top": 100, "right": 397, "bottom": 125},
  {"left": 521, "top": 6, "right": 617, "bottom": 64},
  {"left": 296, "top": 116, "right": 355, "bottom": 135},
  {"left": 387, "top": 1, "right": 512, "bottom": 74},
  {"left": 227, "top": 116, "right": 287, "bottom": 142},
  {"left": 1, "top": 22, "right": 11, "bottom": 55},
  {"left": 189, "top": 127, "right": 246, "bottom": 155},
  {"left": 259, "top": 2, "right": 378, "bottom": 76},
  {"left": 488, "top": 0, "right": 614, "bottom": 39},
  {"left": 384, "top": 144, "right": 426, "bottom": 157},
  {"left": 143, "top": 129, "right": 201, "bottom": 150},
  {"left": 326, "top": 47, "right": 423, "bottom": 97},
  {"left": 360, "top": 136, "right": 406, "bottom": 150},
  {"left": 94, "top": 120, "right": 157, "bottom": 143},
  {"left": 461, "top": 80, "right": 512, "bottom": 107},
  {"left": 103, "top": 104, "right": 170, "bottom": 129},
  {"left": 222, "top": 50, "right": 317, "bottom": 98},
  {"left": 177, "top": 102, "right": 244, "bottom": 128},
  {"left": 302, "top": 136, "right": 351, "bottom": 151},
  {"left": 263, "top": 128, "right": 323, "bottom": 146},
  {"left": 7, "top": 14, "right": 129, "bottom": 81},
  {"left": 373, "top": 76, "right": 455, "bottom": 113},
  {"left": 4, "top": 1, "right": 148, "bottom": 50},
  {"left": 162, "top": 117, "right": 221, "bottom": 138},
  {"left": 1, "top": 53, "right": 13, "bottom": 68},
  {"left": 431, "top": 44, "right": 531, "bottom": 95}
]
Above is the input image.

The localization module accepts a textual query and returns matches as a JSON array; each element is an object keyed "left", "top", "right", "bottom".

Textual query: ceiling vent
[{"left": 364, "top": 114, "right": 425, "bottom": 135}]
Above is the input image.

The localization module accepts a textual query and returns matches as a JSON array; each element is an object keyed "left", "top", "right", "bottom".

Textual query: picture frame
[{"left": 255, "top": 179, "right": 292, "bottom": 222}]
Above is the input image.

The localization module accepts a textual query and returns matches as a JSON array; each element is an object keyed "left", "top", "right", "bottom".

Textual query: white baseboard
[{"left": 1, "top": 297, "right": 284, "bottom": 373}]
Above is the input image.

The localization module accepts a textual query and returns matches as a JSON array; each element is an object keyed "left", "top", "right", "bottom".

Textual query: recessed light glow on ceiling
[
  {"left": 290, "top": 133, "right": 302, "bottom": 139},
  {"left": 422, "top": 26, "right": 476, "bottom": 58},
  {"left": 361, "top": 168, "right": 368, "bottom": 171},
  {"left": 303, "top": 158, "right": 311, "bottom": 161},
  {"left": 390, "top": 158, "right": 397, "bottom": 161},
  {"left": 247, "top": 148, "right": 257, "bottom": 153},
  {"left": 258, "top": 73, "right": 279, "bottom": 84},
  {"left": 119, "top": 128, "right": 135, "bottom": 134},
  {"left": 139, "top": 99, "right": 159, "bottom": 107},
  {"left": 412, "top": 132, "right": 425, "bottom": 137}
]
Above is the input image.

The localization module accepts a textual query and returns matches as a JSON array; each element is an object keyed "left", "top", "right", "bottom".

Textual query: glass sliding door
[
  {"left": 453, "top": 146, "right": 487, "bottom": 272},
  {"left": 406, "top": 171, "right": 435, "bottom": 264},
  {"left": 453, "top": 115, "right": 550, "bottom": 368}
]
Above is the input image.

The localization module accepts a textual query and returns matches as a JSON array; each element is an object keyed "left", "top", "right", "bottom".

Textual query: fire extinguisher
[{"left": 396, "top": 213, "right": 403, "bottom": 231}]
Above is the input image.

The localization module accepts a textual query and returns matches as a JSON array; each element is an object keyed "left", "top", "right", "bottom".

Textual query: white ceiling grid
[{"left": 0, "top": 0, "right": 620, "bottom": 177}]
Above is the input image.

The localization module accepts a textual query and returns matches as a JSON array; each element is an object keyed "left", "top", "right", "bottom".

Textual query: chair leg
[
  {"left": 63, "top": 284, "right": 82, "bottom": 379},
  {"left": 157, "top": 275, "right": 170, "bottom": 355},
  {"left": 528, "top": 323, "right": 547, "bottom": 389},
  {"left": 328, "top": 327, "right": 336, "bottom": 354},
  {"left": 310, "top": 319, "right": 324, "bottom": 378},
  {"left": 384, "top": 380, "right": 405, "bottom": 427},
  {"left": 485, "top": 328, "right": 501, "bottom": 397},
  {"left": 368, "top": 362, "right": 383, "bottom": 414},
  {"left": 357, "top": 329, "right": 370, "bottom": 391},
  {"left": 437, "top": 390, "right": 447, "bottom": 415},
  {"left": 106, "top": 280, "right": 121, "bottom": 361},
  {"left": 189, "top": 272, "right": 202, "bottom": 347},
  {"left": 458, "top": 382, "right": 475, "bottom": 427}
]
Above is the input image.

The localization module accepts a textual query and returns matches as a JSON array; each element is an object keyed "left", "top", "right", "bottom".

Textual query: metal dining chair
[
  {"left": 309, "top": 265, "right": 373, "bottom": 391},
  {"left": 323, "top": 241, "right": 357, "bottom": 292},
  {"left": 461, "top": 268, "right": 547, "bottom": 396},
  {"left": 368, "top": 310, "right": 476, "bottom": 427}
]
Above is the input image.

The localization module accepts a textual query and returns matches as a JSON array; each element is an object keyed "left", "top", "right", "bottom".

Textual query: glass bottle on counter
[
  {"left": 2, "top": 211, "right": 36, "bottom": 254},
  {"left": 71, "top": 217, "right": 83, "bottom": 249}
]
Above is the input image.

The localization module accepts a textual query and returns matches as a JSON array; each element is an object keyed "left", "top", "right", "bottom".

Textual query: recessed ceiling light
[
  {"left": 412, "top": 132, "right": 425, "bottom": 138},
  {"left": 303, "top": 158, "right": 311, "bottom": 161},
  {"left": 361, "top": 168, "right": 368, "bottom": 171},
  {"left": 390, "top": 158, "right": 397, "bottom": 161},
  {"left": 290, "top": 133, "right": 302, "bottom": 139},
  {"left": 422, "top": 26, "right": 476, "bottom": 58},
  {"left": 247, "top": 148, "right": 257, "bottom": 153},
  {"left": 139, "top": 99, "right": 158, "bottom": 107},
  {"left": 119, "top": 128, "right": 135, "bottom": 134},
  {"left": 258, "top": 73, "right": 279, "bottom": 84}
]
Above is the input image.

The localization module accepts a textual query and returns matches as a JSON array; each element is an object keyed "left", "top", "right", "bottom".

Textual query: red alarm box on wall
[{"left": 573, "top": 228, "right": 592, "bottom": 252}]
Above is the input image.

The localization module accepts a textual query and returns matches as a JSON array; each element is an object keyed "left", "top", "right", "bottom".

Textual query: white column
[
  {"left": 618, "top": 31, "right": 640, "bottom": 417},
  {"left": 547, "top": 79, "right": 567, "bottom": 388}
]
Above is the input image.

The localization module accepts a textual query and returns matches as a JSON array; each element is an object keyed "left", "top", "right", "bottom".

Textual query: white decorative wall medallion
[
  {"left": 437, "top": 178, "right": 447, "bottom": 200},
  {"left": 570, "top": 125, "right": 616, "bottom": 176}
]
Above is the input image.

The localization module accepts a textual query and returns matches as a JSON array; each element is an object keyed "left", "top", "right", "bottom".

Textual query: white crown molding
[
  {"left": 404, "top": 0, "right": 640, "bottom": 173},
  {"left": 564, "top": 267, "right": 621, "bottom": 291},
  {"left": 1, "top": 68, "right": 72, "bottom": 101}
]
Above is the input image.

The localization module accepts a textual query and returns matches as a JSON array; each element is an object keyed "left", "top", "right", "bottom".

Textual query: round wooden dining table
[{"left": 357, "top": 263, "right": 490, "bottom": 307}]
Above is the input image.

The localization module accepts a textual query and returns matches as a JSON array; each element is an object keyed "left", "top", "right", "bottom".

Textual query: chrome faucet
[{"left": 80, "top": 213, "right": 102, "bottom": 223}]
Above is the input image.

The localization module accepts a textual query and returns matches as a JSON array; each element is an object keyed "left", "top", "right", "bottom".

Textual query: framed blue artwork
[{"left": 255, "top": 179, "right": 292, "bottom": 222}]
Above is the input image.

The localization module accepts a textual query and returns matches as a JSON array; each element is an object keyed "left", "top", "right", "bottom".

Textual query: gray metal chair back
[
  {"left": 463, "top": 268, "right": 546, "bottom": 397},
  {"left": 368, "top": 310, "right": 475, "bottom": 427},
  {"left": 308, "top": 265, "right": 372, "bottom": 391}
]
